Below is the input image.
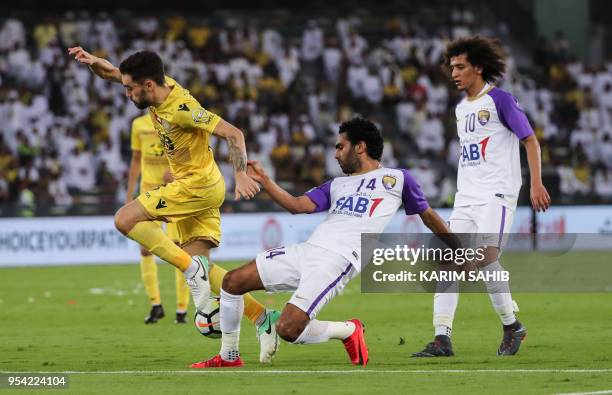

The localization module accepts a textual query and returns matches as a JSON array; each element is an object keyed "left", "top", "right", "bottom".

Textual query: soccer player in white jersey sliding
[
  {"left": 413, "top": 36, "right": 551, "bottom": 358},
  {"left": 191, "top": 117, "right": 455, "bottom": 368}
]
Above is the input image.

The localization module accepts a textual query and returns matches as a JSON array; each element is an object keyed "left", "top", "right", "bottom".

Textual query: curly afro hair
[{"left": 443, "top": 35, "right": 506, "bottom": 83}]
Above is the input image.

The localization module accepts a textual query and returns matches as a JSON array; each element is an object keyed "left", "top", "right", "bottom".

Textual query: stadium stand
[{"left": 1, "top": 6, "right": 611, "bottom": 216}]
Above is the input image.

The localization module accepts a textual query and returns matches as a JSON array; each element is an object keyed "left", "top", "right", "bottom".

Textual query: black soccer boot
[
  {"left": 411, "top": 335, "right": 455, "bottom": 357},
  {"left": 497, "top": 321, "right": 527, "bottom": 356},
  {"left": 144, "top": 304, "right": 165, "bottom": 324}
]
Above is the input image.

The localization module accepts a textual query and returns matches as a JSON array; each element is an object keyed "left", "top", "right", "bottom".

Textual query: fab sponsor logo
[
  {"left": 331, "top": 195, "right": 384, "bottom": 218},
  {"left": 461, "top": 136, "right": 490, "bottom": 163}
]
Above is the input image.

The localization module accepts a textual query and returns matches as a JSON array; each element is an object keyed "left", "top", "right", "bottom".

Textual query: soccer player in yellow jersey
[
  {"left": 127, "top": 114, "right": 190, "bottom": 324},
  {"left": 69, "top": 47, "right": 280, "bottom": 363}
]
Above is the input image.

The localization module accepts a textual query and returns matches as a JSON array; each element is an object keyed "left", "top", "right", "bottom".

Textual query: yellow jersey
[
  {"left": 130, "top": 114, "right": 169, "bottom": 191},
  {"left": 148, "top": 76, "right": 222, "bottom": 187}
]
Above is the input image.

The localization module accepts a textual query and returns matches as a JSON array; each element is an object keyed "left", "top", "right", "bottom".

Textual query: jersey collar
[
  {"left": 349, "top": 164, "right": 382, "bottom": 176},
  {"left": 152, "top": 76, "right": 179, "bottom": 113},
  {"left": 467, "top": 82, "right": 493, "bottom": 101}
]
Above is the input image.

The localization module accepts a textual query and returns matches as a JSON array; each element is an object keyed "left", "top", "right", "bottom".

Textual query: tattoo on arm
[{"left": 227, "top": 136, "right": 247, "bottom": 172}]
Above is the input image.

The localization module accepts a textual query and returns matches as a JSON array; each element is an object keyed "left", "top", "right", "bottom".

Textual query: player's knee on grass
[{"left": 276, "top": 305, "right": 309, "bottom": 343}]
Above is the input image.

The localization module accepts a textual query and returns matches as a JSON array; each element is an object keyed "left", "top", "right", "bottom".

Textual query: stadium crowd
[{"left": 1, "top": 10, "right": 612, "bottom": 215}]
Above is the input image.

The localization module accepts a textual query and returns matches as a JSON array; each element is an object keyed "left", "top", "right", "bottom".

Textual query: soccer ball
[{"left": 194, "top": 297, "right": 221, "bottom": 338}]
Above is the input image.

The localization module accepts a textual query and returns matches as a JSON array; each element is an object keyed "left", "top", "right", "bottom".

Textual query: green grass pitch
[{"left": 1, "top": 256, "right": 611, "bottom": 394}]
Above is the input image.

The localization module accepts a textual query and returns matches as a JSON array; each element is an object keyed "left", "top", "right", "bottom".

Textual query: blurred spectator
[
  {"left": 65, "top": 146, "right": 96, "bottom": 193},
  {"left": 416, "top": 112, "right": 445, "bottom": 155},
  {"left": 411, "top": 159, "right": 440, "bottom": 202}
]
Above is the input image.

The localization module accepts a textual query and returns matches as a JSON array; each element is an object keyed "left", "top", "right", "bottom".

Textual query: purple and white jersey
[
  {"left": 454, "top": 83, "right": 534, "bottom": 208},
  {"left": 304, "top": 167, "right": 429, "bottom": 270}
]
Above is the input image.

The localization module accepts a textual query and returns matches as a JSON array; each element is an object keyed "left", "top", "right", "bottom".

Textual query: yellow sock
[
  {"left": 209, "top": 264, "right": 226, "bottom": 295},
  {"left": 140, "top": 255, "right": 161, "bottom": 305},
  {"left": 175, "top": 268, "right": 190, "bottom": 312},
  {"left": 209, "top": 264, "right": 265, "bottom": 324},
  {"left": 243, "top": 291, "right": 266, "bottom": 324},
  {"left": 127, "top": 221, "right": 192, "bottom": 271}
]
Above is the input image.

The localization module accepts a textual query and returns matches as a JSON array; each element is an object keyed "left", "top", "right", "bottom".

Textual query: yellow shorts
[{"left": 138, "top": 177, "right": 225, "bottom": 247}]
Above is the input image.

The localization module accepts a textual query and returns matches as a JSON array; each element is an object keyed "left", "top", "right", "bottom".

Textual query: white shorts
[
  {"left": 449, "top": 200, "right": 515, "bottom": 249},
  {"left": 255, "top": 242, "right": 357, "bottom": 319}
]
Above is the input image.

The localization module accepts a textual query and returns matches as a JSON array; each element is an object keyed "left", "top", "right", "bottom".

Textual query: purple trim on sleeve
[
  {"left": 488, "top": 87, "right": 534, "bottom": 140},
  {"left": 401, "top": 169, "right": 429, "bottom": 215},
  {"left": 304, "top": 179, "right": 332, "bottom": 213}
]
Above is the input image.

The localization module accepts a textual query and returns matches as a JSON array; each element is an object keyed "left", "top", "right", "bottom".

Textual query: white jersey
[
  {"left": 304, "top": 167, "right": 429, "bottom": 270},
  {"left": 454, "top": 83, "right": 534, "bottom": 209}
]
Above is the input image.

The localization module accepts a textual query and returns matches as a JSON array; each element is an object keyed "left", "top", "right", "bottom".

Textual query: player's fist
[
  {"left": 68, "top": 46, "right": 96, "bottom": 65},
  {"left": 234, "top": 172, "right": 261, "bottom": 201},
  {"left": 163, "top": 170, "right": 174, "bottom": 184},
  {"left": 530, "top": 182, "right": 551, "bottom": 212}
]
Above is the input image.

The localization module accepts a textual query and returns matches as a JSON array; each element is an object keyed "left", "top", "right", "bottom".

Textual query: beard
[
  {"left": 131, "top": 97, "right": 152, "bottom": 109},
  {"left": 338, "top": 152, "right": 360, "bottom": 174}
]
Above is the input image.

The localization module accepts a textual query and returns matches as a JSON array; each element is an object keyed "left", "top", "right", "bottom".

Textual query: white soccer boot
[
  {"left": 185, "top": 256, "right": 212, "bottom": 312},
  {"left": 256, "top": 309, "right": 281, "bottom": 363}
]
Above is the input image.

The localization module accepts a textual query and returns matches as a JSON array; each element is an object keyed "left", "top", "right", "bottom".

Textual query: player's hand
[
  {"left": 246, "top": 160, "right": 268, "bottom": 183},
  {"left": 459, "top": 259, "right": 479, "bottom": 276},
  {"left": 163, "top": 170, "right": 174, "bottom": 184},
  {"left": 68, "top": 46, "right": 97, "bottom": 65},
  {"left": 234, "top": 171, "right": 261, "bottom": 200},
  {"left": 530, "top": 182, "right": 551, "bottom": 212}
]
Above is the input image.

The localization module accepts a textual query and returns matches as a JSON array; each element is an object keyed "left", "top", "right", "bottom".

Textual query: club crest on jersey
[
  {"left": 478, "top": 110, "right": 490, "bottom": 126},
  {"left": 192, "top": 108, "right": 212, "bottom": 124},
  {"left": 382, "top": 175, "right": 397, "bottom": 190}
]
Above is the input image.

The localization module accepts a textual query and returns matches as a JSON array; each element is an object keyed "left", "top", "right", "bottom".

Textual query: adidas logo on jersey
[{"left": 178, "top": 103, "right": 190, "bottom": 111}]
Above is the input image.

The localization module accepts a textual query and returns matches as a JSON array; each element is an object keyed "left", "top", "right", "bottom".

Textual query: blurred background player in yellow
[
  {"left": 127, "top": 113, "right": 190, "bottom": 324},
  {"left": 68, "top": 47, "right": 280, "bottom": 363}
]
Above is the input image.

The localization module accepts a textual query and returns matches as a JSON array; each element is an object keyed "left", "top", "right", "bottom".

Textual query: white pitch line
[
  {"left": 2, "top": 369, "right": 612, "bottom": 375},
  {"left": 553, "top": 391, "right": 612, "bottom": 395}
]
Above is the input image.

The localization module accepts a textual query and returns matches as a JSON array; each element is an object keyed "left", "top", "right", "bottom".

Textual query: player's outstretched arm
[
  {"left": 247, "top": 160, "right": 316, "bottom": 214},
  {"left": 419, "top": 208, "right": 449, "bottom": 234},
  {"left": 213, "top": 120, "right": 260, "bottom": 200},
  {"left": 419, "top": 208, "right": 462, "bottom": 250},
  {"left": 522, "top": 135, "right": 551, "bottom": 212},
  {"left": 67, "top": 46, "right": 122, "bottom": 83}
]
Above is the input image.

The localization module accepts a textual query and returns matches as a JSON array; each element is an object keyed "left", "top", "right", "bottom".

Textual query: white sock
[
  {"left": 183, "top": 259, "right": 199, "bottom": 279},
  {"left": 433, "top": 291, "right": 458, "bottom": 338},
  {"left": 219, "top": 289, "right": 244, "bottom": 360},
  {"left": 254, "top": 310, "right": 267, "bottom": 327},
  {"left": 220, "top": 332, "right": 240, "bottom": 361},
  {"left": 482, "top": 260, "right": 516, "bottom": 325},
  {"left": 293, "top": 320, "right": 356, "bottom": 344}
]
